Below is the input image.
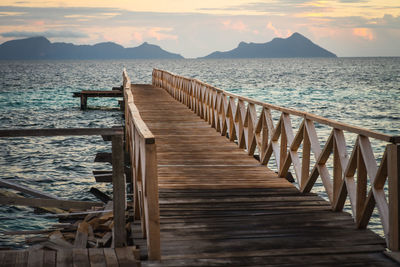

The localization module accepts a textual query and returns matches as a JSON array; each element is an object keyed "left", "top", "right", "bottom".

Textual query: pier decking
[
  {"left": 129, "top": 84, "right": 396, "bottom": 266},
  {"left": 0, "top": 246, "right": 141, "bottom": 266}
]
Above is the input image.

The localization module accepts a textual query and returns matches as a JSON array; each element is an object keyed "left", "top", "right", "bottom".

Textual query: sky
[{"left": 0, "top": 0, "right": 399, "bottom": 58}]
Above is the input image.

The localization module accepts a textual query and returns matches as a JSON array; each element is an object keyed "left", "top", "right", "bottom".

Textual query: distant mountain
[
  {"left": 0, "top": 37, "right": 184, "bottom": 60},
  {"left": 201, "top": 32, "right": 336, "bottom": 59}
]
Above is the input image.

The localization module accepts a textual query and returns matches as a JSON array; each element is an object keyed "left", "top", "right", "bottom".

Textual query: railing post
[
  {"left": 389, "top": 143, "right": 400, "bottom": 251},
  {"left": 144, "top": 139, "right": 161, "bottom": 260},
  {"left": 112, "top": 134, "right": 127, "bottom": 247}
]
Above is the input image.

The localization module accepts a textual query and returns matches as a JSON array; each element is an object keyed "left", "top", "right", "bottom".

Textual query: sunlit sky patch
[{"left": 0, "top": 0, "right": 399, "bottom": 57}]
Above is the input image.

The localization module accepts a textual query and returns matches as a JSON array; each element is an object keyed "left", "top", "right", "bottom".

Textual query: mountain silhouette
[
  {"left": 201, "top": 32, "right": 336, "bottom": 58},
  {"left": 0, "top": 37, "right": 184, "bottom": 59}
]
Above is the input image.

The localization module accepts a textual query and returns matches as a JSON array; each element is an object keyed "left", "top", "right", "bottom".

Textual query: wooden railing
[
  {"left": 0, "top": 127, "right": 127, "bottom": 247},
  {"left": 123, "top": 70, "right": 161, "bottom": 260},
  {"left": 152, "top": 68, "right": 400, "bottom": 251}
]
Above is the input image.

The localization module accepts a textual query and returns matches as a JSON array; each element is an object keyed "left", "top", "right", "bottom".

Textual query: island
[
  {"left": 200, "top": 32, "right": 336, "bottom": 58},
  {"left": 0, "top": 36, "right": 184, "bottom": 60}
]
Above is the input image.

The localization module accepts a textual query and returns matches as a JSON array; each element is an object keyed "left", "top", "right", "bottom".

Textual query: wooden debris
[
  {"left": 94, "top": 152, "right": 112, "bottom": 163},
  {"left": 0, "top": 189, "right": 64, "bottom": 214},
  {"left": 74, "top": 222, "right": 89, "bottom": 248},
  {"left": 0, "top": 179, "right": 61, "bottom": 199},
  {"left": 49, "top": 231, "right": 73, "bottom": 249},
  {"left": 0, "top": 196, "right": 103, "bottom": 210}
]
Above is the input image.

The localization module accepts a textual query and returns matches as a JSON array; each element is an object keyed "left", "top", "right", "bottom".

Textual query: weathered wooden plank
[
  {"left": 103, "top": 248, "right": 119, "bottom": 267},
  {"left": 56, "top": 249, "right": 73, "bottom": 267},
  {"left": 0, "top": 189, "right": 65, "bottom": 214},
  {"left": 0, "top": 179, "right": 60, "bottom": 200},
  {"left": 88, "top": 248, "right": 106, "bottom": 267},
  {"left": 27, "top": 249, "right": 44, "bottom": 267},
  {"left": 0, "top": 196, "right": 103, "bottom": 210},
  {"left": 72, "top": 248, "right": 90, "bottom": 267},
  {"left": 43, "top": 250, "right": 56, "bottom": 267},
  {"left": 13, "top": 250, "right": 28, "bottom": 267},
  {"left": 115, "top": 247, "right": 139, "bottom": 267},
  {"left": 74, "top": 222, "right": 89, "bottom": 248}
]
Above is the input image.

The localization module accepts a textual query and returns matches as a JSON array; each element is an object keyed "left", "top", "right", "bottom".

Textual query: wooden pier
[
  {"left": 1, "top": 69, "right": 400, "bottom": 266},
  {"left": 126, "top": 81, "right": 398, "bottom": 266}
]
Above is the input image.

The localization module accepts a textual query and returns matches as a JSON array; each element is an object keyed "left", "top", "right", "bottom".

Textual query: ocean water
[{"left": 0, "top": 58, "right": 399, "bottom": 247}]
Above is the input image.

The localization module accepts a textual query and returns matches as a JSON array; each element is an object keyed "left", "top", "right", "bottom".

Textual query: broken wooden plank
[
  {"left": 0, "top": 178, "right": 60, "bottom": 199},
  {"left": 94, "top": 152, "right": 111, "bottom": 163},
  {"left": 74, "top": 222, "right": 89, "bottom": 248},
  {"left": 89, "top": 188, "right": 111, "bottom": 203},
  {"left": 0, "top": 189, "right": 64, "bottom": 214},
  {"left": 0, "top": 196, "right": 103, "bottom": 210},
  {"left": 49, "top": 231, "right": 73, "bottom": 249},
  {"left": 115, "top": 247, "right": 139, "bottom": 267},
  {"left": 2, "top": 229, "right": 63, "bottom": 235}
]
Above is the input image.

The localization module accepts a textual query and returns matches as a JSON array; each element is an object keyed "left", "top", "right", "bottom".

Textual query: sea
[{"left": 0, "top": 58, "right": 399, "bottom": 248}]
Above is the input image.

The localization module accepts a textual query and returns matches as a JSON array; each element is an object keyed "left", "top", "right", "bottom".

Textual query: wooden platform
[
  {"left": 0, "top": 246, "right": 140, "bottom": 267},
  {"left": 131, "top": 84, "right": 397, "bottom": 266},
  {"left": 73, "top": 90, "right": 123, "bottom": 98},
  {"left": 73, "top": 90, "right": 123, "bottom": 110}
]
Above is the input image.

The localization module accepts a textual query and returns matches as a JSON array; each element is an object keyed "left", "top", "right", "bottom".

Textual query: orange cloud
[
  {"left": 132, "top": 32, "right": 143, "bottom": 43},
  {"left": 222, "top": 20, "right": 247, "bottom": 32},
  {"left": 266, "top": 22, "right": 292, "bottom": 38},
  {"left": 147, "top": 27, "right": 178, "bottom": 41},
  {"left": 33, "top": 21, "right": 45, "bottom": 26},
  {"left": 353, "top": 28, "right": 374, "bottom": 40}
]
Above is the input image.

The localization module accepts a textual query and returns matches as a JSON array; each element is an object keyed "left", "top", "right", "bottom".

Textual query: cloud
[
  {"left": 200, "top": 1, "right": 324, "bottom": 16},
  {"left": 339, "top": 0, "right": 368, "bottom": 2},
  {"left": 147, "top": 27, "right": 178, "bottom": 41},
  {"left": 0, "top": 11, "right": 25, "bottom": 16},
  {"left": 266, "top": 22, "right": 292, "bottom": 38},
  {"left": 353, "top": 28, "right": 374, "bottom": 40},
  {"left": 1, "top": 30, "right": 88, "bottom": 38},
  {"left": 222, "top": 20, "right": 247, "bottom": 32}
]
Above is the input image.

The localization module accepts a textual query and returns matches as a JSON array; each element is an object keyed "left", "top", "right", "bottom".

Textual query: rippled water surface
[{"left": 0, "top": 58, "right": 399, "bottom": 247}]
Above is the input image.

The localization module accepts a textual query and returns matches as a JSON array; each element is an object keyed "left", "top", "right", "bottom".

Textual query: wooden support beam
[
  {"left": 80, "top": 95, "right": 87, "bottom": 110},
  {"left": 389, "top": 144, "right": 400, "bottom": 251},
  {"left": 112, "top": 134, "right": 127, "bottom": 247},
  {"left": 0, "top": 196, "right": 103, "bottom": 210}
]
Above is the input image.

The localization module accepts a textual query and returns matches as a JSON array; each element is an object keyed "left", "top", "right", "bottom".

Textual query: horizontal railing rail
[
  {"left": 123, "top": 69, "right": 160, "bottom": 260},
  {"left": 152, "top": 68, "right": 400, "bottom": 251},
  {"left": 0, "top": 127, "right": 127, "bottom": 247}
]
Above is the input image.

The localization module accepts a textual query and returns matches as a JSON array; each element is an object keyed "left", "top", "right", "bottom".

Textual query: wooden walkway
[
  {"left": 131, "top": 84, "right": 397, "bottom": 266},
  {"left": 0, "top": 246, "right": 140, "bottom": 266}
]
